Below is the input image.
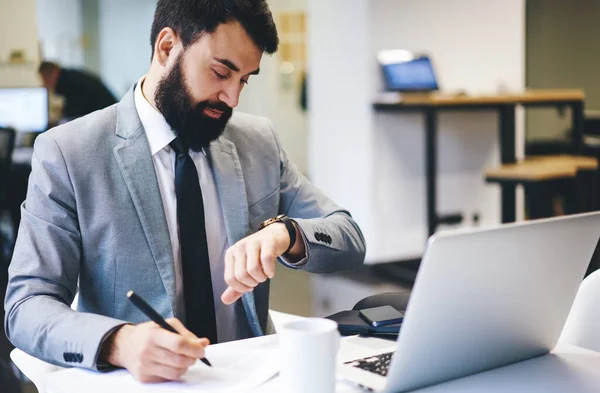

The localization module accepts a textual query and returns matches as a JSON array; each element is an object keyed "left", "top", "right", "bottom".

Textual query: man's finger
[
  {"left": 151, "top": 346, "right": 197, "bottom": 369},
  {"left": 234, "top": 249, "right": 259, "bottom": 288},
  {"left": 153, "top": 329, "right": 207, "bottom": 359},
  {"left": 226, "top": 277, "right": 253, "bottom": 294},
  {"left": 246, "top": 241, "right": 268, "bottom": 283},
  {"left": 221, "top": 286, "right": 244, "bottom": 305},
  {"left": 164, "top": 318, "right": 197, "bottom": 340},
  {"left": 224, "top": 248, "right": 235, "bottom": 286},
  {"left": 135, "top": 375, "right": 168, "bottom": 384},
  {"left": 224, "top": 249, "right": 252, "bottom": 293},
  {"left": 146, "top": 361, "right": 188, "bottom": 381},
  {"left": 260, "top": 240, "right": 277, "bottom": 278}
]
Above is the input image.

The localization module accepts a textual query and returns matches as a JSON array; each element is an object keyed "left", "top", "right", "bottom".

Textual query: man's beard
[{"left": 154, "top": 54, "right": 233, "bottom": 152}]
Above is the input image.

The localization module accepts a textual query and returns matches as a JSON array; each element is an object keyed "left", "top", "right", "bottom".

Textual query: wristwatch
[{"left": 259, "top": 214, "right": 296, "bottom": 254}]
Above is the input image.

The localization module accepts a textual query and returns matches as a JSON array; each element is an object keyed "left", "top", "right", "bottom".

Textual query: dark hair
[
  {"left": 150, "top": 0, "right": 278, "bottom": 58},
  {"left": 38, "top": 61, "right": 60, "bottom": 74}
]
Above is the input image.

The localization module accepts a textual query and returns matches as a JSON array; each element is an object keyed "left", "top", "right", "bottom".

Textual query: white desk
[
  {"left": 44, "top": 311, "right": 600, "bottom": 393},
  {"left": 244, "top": 345, "right": 600, "bottom": 393},
  {"left": 410, "top": 345, "right": 600, "bottom": 393}
]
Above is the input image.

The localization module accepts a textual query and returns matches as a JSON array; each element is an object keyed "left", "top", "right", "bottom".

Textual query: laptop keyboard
[{"left": 344, "top": 352, "right": 394, "bottom": 377}]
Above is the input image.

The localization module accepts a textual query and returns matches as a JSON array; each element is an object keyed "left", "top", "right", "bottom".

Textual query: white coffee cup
[{"left": 279, "top": 318, "right": 340, "bottom": 393}]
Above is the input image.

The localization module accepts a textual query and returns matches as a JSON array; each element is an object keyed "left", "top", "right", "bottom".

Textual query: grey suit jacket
[{"left": 4, "top": 86, "right": 366, "bottom": 370}]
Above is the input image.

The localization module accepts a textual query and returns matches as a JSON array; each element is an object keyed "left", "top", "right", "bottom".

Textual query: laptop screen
[
  {"left": 0, "top": 87, "right": 49, "bottom": 133},
  {"left": 381, "top": 56, "right": 439, "bottom": 92}
]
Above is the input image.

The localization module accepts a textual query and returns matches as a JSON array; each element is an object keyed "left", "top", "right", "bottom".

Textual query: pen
[{"left": 126, "top": 290, "right": 212, "bottom": 367}]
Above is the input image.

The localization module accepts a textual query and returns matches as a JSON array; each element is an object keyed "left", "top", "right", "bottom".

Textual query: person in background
[{"left": 38, "top": 61, "right": 118, "bottom": 121}]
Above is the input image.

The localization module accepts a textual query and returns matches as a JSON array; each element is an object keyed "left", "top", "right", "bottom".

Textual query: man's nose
[{"left": 218, "top": 82, "right": 241, "bottom": 109}]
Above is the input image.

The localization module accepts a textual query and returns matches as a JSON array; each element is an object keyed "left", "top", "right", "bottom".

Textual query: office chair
[
  {"left": 559, "top": 268, "right": 600, "bottom": 352},
  {"left": 0, "top": 127, "right": 16, "bottom": 255},
  {"left": 0, "top": 357, "right": 22, "bottom": 393},
  {"left": 0, "top": 127, "right": 16, "bottom": 372},
  {"left": 10, "top": 350, "right": 60, "bottom": 393},
  {"left": 0, "top": 127, "right": 16, "bottom": 206}
]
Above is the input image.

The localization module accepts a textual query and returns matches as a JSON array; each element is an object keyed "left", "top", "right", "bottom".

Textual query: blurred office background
[{"left": 2, "top": 0, "right": 600, "bottom": 391}]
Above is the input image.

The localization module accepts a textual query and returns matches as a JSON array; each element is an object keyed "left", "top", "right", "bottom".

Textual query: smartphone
[{"left": 359, "top": 306, "right": 404, "bottom": 327}]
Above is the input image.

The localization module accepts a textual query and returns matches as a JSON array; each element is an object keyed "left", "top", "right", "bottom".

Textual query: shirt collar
[{"left": 134, "top": 76, "right": 176, "bottom": 156}]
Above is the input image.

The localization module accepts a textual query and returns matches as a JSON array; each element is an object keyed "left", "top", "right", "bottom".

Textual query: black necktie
[{"left": 170, "top": 137, "right": 218, "bottom": 344}]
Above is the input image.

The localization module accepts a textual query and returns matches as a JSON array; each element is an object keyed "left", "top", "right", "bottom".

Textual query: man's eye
[{"left": 214, "top": 71, "right": 227, "bottom": 80}]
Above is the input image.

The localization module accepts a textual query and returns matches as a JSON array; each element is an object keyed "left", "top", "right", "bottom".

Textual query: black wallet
[
  {"left": 325, "top": 291, "right": 411, "bottom": 337},
  {"left": 326, "top": 310, "right": 402, "bottom": 337}
]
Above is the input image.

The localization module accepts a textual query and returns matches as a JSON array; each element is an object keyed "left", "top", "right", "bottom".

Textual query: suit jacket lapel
[
  {"left": 208, "top": 138, "right": 263, "bottom": 336},
  {"left": 112, "top": 87, "right": 177, "bottom": 313},
  {"left": 207, "top": 138, "right": 250, "bottom": 244}
]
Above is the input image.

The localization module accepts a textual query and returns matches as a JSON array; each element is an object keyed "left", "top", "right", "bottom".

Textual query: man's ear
[{"left": 154, "top": 27, "right": 179, "bottom": 67}]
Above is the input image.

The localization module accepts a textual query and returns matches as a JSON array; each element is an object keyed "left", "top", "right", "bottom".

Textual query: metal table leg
[
  {"left": 425, "top": 108, "right": 437, "bottom": 236},
  {"left": 499, "top": 105, "right": 517, "bottom": 223},
  {"left": 571, "top": 101, "right": 585, "bottom": 154},
  {"left": 570, "top": 101, "right": 586, "bottom": 213}
]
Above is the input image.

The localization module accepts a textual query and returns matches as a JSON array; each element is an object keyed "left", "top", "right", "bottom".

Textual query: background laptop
[
  {"left": 339, "top": 212, "right": 600, "bottom": 392},
  {"left": 377, "top": 50, "right": 439, "bottom": 92}
]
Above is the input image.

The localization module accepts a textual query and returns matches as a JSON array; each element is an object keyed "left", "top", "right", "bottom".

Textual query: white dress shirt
[{"left": 133, "top": 77, "right": 238, "bottom": 342}]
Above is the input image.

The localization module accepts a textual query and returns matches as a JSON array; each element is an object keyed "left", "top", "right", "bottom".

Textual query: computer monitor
[
  {"left": 0, "top": 87, "right": 49, "bottom": 132},
  {"left": 378, "top": 50, "right": 439, "bottom": 92}
]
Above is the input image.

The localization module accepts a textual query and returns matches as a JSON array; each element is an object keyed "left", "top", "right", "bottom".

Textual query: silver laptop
[{"left": 339, "top": 212, "right": 600, "bottom": 392}]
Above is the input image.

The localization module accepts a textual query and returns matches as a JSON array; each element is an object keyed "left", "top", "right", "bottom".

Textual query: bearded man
[{"left": 4, "top": 0, "right": 365, "bottom": 383}]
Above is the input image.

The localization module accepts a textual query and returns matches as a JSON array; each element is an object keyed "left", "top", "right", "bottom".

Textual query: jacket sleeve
[
  {"left": 269, "top": 123, "right": 367, "bottom": 273},
  {"left": 4, "top": 133, "right": 126, "bottom": 370}
]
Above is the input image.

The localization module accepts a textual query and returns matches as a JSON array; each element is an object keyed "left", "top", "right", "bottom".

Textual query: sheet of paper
[{"left": 46, "top": 346, "right": 279, "bottom": 393}]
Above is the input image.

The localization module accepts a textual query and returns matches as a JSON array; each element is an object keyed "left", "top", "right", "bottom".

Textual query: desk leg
[
  {"left": 570, "top": 101, "right": 586, "bottom": 214},
  {"left": 425, "top": 109, "right": 437, "bottom": 236},
  {"left": 499, "top": 105, "right": 516, "bottom": 223},
  {"left": 571, "top": 101, "right": 584, "bottom": 154}
]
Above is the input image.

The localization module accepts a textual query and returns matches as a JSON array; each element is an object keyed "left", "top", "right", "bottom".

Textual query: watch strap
[
  {"left": 259, "top": 215, "right": 296, "bottom": 254},
  {"left": 281, "top": 216, "right": 296, "bottom": 254}
]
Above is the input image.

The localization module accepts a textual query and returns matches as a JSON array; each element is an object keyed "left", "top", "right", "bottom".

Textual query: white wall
[
  {"left": 308, "top": 0, "right": 526, "bottom": 262},
  {"left": 0, "top": 0, "right": 40, "bottom": 87},
  {"left": 98, "top": 0, "right": 156, "bottom": 98},
  {"left": 81, "top": 0, "right": 101, "bottom": 74},
  {"left": 308, "top": 0, "right": 376, "bottom": 254},
  {"left": 236, "top": 0, "right": 309, "bottom": 175},
  {"left": 36, "top": 0, "right": 84, "bottom": 68}
]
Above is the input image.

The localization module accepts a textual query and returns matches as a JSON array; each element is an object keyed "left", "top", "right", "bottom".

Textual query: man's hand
[
  {"left": 100, "top": 318, "right": 209, "bottom": 383},
  {"left": 221, "top": 222, "right": 304, "bottom": 305}
]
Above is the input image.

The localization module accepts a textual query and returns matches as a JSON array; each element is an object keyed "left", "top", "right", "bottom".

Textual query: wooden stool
[
  {"left": 530, "top": 155, "right": 600, "bottom": 213},
  {"left": 485, "top": 155, "right": 599, "bottom": 219},
  {"left": 527, "top": 155, "right": 598, "bottom": 171}
]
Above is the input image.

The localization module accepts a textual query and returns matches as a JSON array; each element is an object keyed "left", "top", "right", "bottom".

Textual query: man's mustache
[{"left": 196, "top": 100, "right": 232, "bottom": 113}]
